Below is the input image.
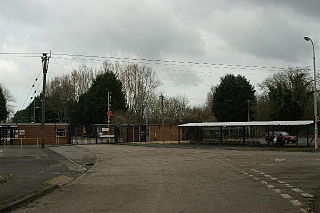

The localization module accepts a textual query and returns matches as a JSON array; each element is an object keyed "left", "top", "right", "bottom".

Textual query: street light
[{"left": 304, "top": 36, "right": 318, "bottom": 150}]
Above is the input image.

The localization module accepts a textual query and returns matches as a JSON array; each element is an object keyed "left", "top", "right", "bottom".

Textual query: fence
[{"left": 1, "top": 138, "right": 39, "bottom": 149}]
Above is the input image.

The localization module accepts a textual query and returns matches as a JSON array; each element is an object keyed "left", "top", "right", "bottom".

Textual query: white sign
[
  {"left": 19, "top": 130, "right": 25, "bottom": 136},
  {"left": 102, "top": 127, "right": 109, "bottom": 132}
]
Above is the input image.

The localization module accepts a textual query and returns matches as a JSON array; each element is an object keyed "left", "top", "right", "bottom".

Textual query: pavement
[
  {"left": 10, "top": 144, "right": 320, "bottom": 213},
  {"left": 0, "top": 145, "right": 96, "bottom": 212}
]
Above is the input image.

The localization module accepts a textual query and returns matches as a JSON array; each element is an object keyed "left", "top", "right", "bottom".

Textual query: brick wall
[
  {"left": 117, "top": 125, "right": 181, "bottom": 142},
  {"left": 16, "top": 123, "right": 69, "bottom": 145}
]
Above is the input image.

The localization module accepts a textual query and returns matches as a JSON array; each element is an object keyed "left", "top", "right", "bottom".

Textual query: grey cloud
[
  {"left": 211, "top": 9, "right": 309, "bottom": 62},
  {"left": 169, "top": 0, "right": 319, "bottom": 63},
  {"left": 246, "top": 0, "right": 320, "bottom": 19},
  {"left": 0, "top": 0, "right": 204, "bottom": 59},
  {"left": 1, "top": 0, "right": 320, "bottom": 110}
]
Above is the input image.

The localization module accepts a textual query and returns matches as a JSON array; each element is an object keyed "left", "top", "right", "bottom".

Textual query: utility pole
[
  {"left": 41, "top": 53, "right": 50, "bottom": 148},
  {"left": 107, "top": 90, "right": 112, "bottom": 142},
  {"left": 247, "top": 100, "right": 250, "bottom": 122},
  {"left": 107, "top": 90, "right": 111, "bottom": 127},
  {"left": 159, "top": 94, "right": 164, "bottom": 142},
  {"left": 33, "top": 97, "right": 36, "bottom": 123},
  {"left": 247, "top": 100, "right": 251, "bottom": 137},
  {"left": 145, "top": 106, "right": 149, "bottom": 142},
  {"left": 32, "top": 87, "right": 38, "bottom": 123}
]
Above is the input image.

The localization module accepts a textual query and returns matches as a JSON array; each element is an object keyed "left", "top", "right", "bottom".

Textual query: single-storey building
[{"left": 0, "top": 123, "right": 69, "bottom": 145}]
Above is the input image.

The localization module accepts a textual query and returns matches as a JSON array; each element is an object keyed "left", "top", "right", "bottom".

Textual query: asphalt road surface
[
  {"left": 0, "top": 147, "right": 74, "bottom": 207},
  {"left": 14, "top": 144, "right": 320, "bottom": 213}
]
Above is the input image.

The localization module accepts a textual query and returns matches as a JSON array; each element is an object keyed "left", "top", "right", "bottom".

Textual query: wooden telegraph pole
[{"left": 41, "top": 53, "right": 50, "bottom": 148}]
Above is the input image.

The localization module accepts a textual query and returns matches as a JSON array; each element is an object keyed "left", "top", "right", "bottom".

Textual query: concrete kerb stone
[{"left": 0, "top": 184, "right": 58, "bottom": 213}]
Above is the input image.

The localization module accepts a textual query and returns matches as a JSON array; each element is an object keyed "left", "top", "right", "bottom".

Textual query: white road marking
[
  {"left": 0, "top": 150, "right": 3, "bottom": 152},
  {"left": 248, "top": 171, "right": 309, "bottom": 211},
  {"left": 292, "top": 188, "right": 303, "bottom": 193},
  {"left": 275, "top": 158, "right": 286, "bottom": 162},
  {"left": 290, "top": 200, "right": 302, "bottom": 206},
  {"left": 281, "top": 194, "right": 292, "bottom": 199},
  {"left": 272, "top": 189, "right": 281, "bottom": 193},
  {"left": 266, "top": 184, "right": 275, "bottom": 189},
  {"left": 301, "top": 193, "right": 313, "bottom": 198}
]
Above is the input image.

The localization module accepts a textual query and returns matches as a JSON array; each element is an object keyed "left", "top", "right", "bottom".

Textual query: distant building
[{"left": 0, "top": 123, "right": 69, "bottom": 145}]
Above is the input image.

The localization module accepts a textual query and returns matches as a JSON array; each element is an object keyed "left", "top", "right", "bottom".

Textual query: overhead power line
[
  {"left": 52, "top": 52, "right": 286, "bottom": 71},
  {"left": 0, "top": 52, "right": 43, "bottom": 55},
  {"left": 0, "top": 51, "right": 298, "bottom": 72},
  {"left": 19, "top": 70, "right": 42, "bottom": 111},
  {"left": 52, "top": 55, "right": 281, "bottom": 72}
]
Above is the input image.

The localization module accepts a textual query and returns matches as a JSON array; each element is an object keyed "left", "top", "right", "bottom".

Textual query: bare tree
[
  {"left": 47, "top": 75, "right": 76, "bottom": 122},
  {"left": 148, "top": 95, "right": 189, "bottom": 124},
  {"left": 0, "top": 84, "right": 14, "bottom": 118},
  {"left": 116, "top": 63, "right": 159, "bottom": 122},
  {"left": 203, "top": 86, "right": 216, "bottom": 121},
  {"left": 46, "top": 65, "right": 95, "bottom": 122},
  {"left": 70, "top": 65, "right": 95, "bottom": 100}
]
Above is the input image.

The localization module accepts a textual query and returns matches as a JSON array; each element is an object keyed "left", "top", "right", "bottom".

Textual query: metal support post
[{"left": 159, "top": 94, "right": 164, "bottom": 142}]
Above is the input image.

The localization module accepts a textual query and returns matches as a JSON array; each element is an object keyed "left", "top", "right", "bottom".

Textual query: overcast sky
[{"left": 1, "top": 0, "right": 320, "bottom": 114}]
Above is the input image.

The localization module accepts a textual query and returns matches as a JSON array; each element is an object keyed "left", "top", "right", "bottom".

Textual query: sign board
[
  {"left": 100, "top": 134, "right": 115, "bottom": 138},
  {"left": 107, "top": 111, "right": 113, "bottom": 117},
  {"left": 19, "top": 130, "right": 25, "bottom": 136},
  {"left": 102, "top": 127, "right": 109, "bottom": 132}
]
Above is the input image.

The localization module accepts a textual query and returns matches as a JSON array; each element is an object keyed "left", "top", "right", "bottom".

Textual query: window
[{"left": 56, "top": 128, "right": 66, "bottom": 137}]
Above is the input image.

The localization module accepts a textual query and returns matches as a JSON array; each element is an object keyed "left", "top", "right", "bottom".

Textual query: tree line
[
  {"left": 212, "top": 67, "right": 314, "bottom": 122},
  {"left": 0, "top": 62, "right": 315, "bottom": 125},
  {"left": 12, "top": 61, "right": 214, "bottom": 125}
]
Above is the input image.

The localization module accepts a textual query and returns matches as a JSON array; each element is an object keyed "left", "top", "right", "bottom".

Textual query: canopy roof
[{"left": 179, "top": 120, "right": 313, "bottom": 127}]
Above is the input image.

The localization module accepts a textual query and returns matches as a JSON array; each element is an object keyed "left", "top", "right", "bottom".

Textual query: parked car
[{"left": 265, "top": 131, "right": 297, "bottom": 145}]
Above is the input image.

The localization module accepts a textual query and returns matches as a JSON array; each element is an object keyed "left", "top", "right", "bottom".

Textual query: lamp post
[{"left": 304, "top": 36, "right": 318, "bottom": 150}]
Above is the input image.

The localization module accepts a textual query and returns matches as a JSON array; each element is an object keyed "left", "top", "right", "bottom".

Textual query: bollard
[
  {"left": 37, "top": 138, "right": 39, "bottom": 148},
  {"left": 20, "top": 138, "right": 22, "bottom": 149}
]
